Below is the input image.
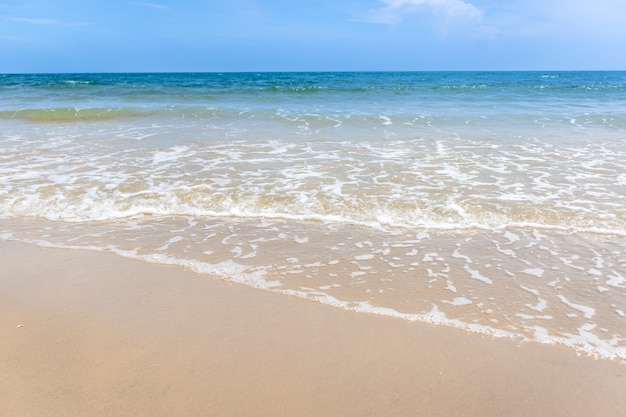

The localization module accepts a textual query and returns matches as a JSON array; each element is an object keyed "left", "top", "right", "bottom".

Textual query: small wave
[
  {"left": 62, "top": 80, "right": 94, "bottom": 85},
  {"left": 2, "top": 199, "right": 624, "bottom": 238},
  {"left": 267, "top": 85, "right": 328, "bottom": 93}
]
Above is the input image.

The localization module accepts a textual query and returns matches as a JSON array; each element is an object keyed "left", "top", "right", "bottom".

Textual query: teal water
[
  {"left": 1, "top": 72, "right": 625, "bottom": 360},
  {"left": 2, "top": 71, "right": 626, "bottom": 132}
]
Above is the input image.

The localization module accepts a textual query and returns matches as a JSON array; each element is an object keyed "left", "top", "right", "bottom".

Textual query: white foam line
[
  {"left": 241, "top": 249, "right": 257, "bottom": 259},
  {"left": 156, "top": 235, "right": 183, "bottom": 251},
  {"left": 3, "top": 203, "right": 625, "bottom": 237},
  {"left": 516, "top": 313, "right": 552, "bottom": 320},
  {"left": 463, "top": 264, "right": 492, "bottom": 284},
  {"left": 522, "top": 268, "right": 544, "bottom": 277},
  {"left": 442, "top": 297, "right": 473, "bottom": 306},
  {"left": 503, "top": 231, "right": 520, "bottom": 244},
  {"left": 527, "top": 298, "right": 548, "bottom": 313},
  {"left": 278, "top": 291, "right": 521, "bottom": 340},
  {"left": 557, "top": 295, "right": 595, "bottom": 319},
  {"left": 523, "top": 324, "right": 626, "bottom": 362},
  {"left": 451, "top": 249, "right": 472, "bottom": 263},
  {"left": 606, "top": 271, "right": 625, "bottom": 288},
  {"left": 519, "top": 285, "right": 539, "bottom": 296}
]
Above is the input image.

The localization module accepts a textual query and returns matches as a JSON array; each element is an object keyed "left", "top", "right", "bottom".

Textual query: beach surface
[{"left": 1, "top": 240, "right": 625, "bottom": 416}]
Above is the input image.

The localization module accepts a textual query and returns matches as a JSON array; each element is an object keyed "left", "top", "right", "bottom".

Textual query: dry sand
[{"left": 1, "top": 240, "right": 625, "bottom": 416}]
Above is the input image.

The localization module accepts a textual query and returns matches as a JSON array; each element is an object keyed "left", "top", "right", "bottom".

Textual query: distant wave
[{"left": 0, "top": 107, "right": 153, "bottom": 123}]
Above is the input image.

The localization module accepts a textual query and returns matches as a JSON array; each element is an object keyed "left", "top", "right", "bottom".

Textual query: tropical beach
[
  {"left": 1, "top": 70, "right": 626, "bottom": 415},
  {"left": 2, "top": 1, "right": 626, "bottom": 415},
  {"left": 2, "top": 71, "right": 625, "bottom": 359}
]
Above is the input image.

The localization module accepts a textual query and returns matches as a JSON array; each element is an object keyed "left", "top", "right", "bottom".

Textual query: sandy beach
[{"left": 1, "top": 239, "right": 625, "bottom": 416}]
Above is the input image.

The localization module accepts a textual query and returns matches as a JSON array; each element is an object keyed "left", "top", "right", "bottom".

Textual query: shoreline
[{"left": 2, "top": 240, "right": 625, "bottom": 416}]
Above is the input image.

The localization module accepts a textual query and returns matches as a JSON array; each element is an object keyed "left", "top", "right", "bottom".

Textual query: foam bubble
[
  {"left": 606, "top": 271, "right": 625, "bottom": 288},
  {"left": 557, "top": 295, "right": 596, "bottom": 319},
  {"left": 522, "top": 268, "right": 544, "bottom": 277},
  {"left": 443, "top": 297, "right": 473, "bottom": 306}
]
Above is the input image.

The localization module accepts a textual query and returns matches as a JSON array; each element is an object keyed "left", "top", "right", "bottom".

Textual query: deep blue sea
[{"left": 1, "top": 71, "right": 625, "bottom": 360}]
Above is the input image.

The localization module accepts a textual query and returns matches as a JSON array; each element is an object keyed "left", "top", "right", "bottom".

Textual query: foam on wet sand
[{"left": 1, "top": 240, "right": 625, "bottom": 417}]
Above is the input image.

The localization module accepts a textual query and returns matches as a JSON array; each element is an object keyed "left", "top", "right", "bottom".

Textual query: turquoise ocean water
[{"left": 1, "top": 72, "right": 625, "bottom": 359}]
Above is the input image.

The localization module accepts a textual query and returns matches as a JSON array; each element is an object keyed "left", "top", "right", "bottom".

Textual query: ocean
[{"left": 1, "top": 71, "right": 625, "bottom": 360}]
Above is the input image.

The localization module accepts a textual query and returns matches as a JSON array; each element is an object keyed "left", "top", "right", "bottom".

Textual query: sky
[{"left": 1, "top": 0, "right": 626, "bottom": 73}]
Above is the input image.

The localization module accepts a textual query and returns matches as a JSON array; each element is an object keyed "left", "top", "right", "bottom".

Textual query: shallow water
[{"left": 1, "top": 71, "right": 625, "bottom": 360}]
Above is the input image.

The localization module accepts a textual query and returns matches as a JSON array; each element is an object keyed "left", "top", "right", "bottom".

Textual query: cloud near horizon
[{"left": 365, "top": 0, "right": 483, "bottom": 24}]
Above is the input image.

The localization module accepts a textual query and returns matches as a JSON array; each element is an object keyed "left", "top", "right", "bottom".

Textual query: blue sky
[{"left": 1, "top": 0, "right": 625, "bottom": 72}]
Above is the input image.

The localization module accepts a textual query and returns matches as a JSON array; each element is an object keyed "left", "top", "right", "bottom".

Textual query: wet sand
[{"left": 1, "top": 240, "right": 625, "bottom": 416}]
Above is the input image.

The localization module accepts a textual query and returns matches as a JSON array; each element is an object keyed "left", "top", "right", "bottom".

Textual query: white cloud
[{"left": 365, "top": 0, "right": 483, "bottom": 24}]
